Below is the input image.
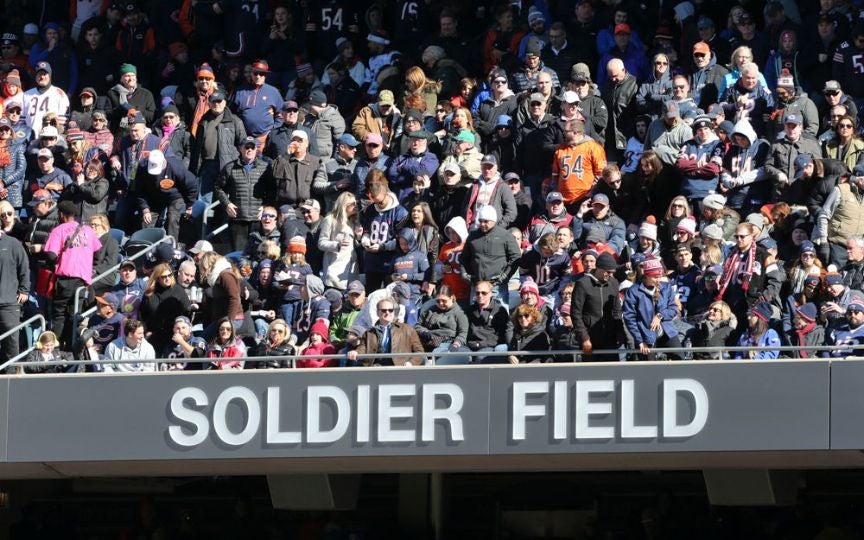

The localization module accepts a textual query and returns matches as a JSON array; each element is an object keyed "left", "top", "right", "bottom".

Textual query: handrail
[
  {"left": 69, "top": 235, "right": 176, "bottom": 352},
  {"left": 201, "top": 200, "right": 221, "bottom": 239},
  {"left": 0, "top": 314, "right": 46, "bottom": 369},
  {"left": 9, "top": 343, "right": 864, "bottom": 372}
]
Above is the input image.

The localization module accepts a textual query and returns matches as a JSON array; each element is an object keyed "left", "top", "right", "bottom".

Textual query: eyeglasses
[
  {"left": 839, "top": 123, "right": 854, "bottom": 129},
  {"left": 378, "top": 308, "right": 394, "bottom": 313},
  {"left": 734, "top": 234, "right": 750, "bottom": 239},
  {"left": 530, "top": 101, "right": 542, "bottom": 106},
  {"left": 92, "top": 117, "right": 105, "bottom": 122},
  {"left": 366, "top": 143, "right": 380, "bottom": 148},
  {"left": 261, "top": 213, "right": 276, "bottom": 219}
]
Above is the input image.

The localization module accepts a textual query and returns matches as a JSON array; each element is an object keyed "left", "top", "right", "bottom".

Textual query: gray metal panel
[
  {"left": 5, "top": 370, "right": 491, "bottom": 462},
  {"left": 830, "top": 360, "right": 864, "bottom": 449},
  {"left": 488, "top": 362, "right": 830, "bottom": 453}
]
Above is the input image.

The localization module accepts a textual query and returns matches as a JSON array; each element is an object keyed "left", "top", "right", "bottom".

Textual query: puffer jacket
[
  {"left": 415, "top": 303, "right": 469, "bottom": 347},
  {"left": 0, "top": 143, "right": 26, "bottom": 208},
  {"left": 215, "top": 156, "right": 271, "bottom": 221},
  {"left": 304, "top": 104, "right": 346, "bottom": 158}
]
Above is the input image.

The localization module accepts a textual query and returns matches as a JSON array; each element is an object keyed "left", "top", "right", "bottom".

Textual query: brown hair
[{"left": 512, "top": 304, "right": 541, "bottom": 326}]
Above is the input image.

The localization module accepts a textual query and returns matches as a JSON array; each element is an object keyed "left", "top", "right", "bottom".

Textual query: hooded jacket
[
  {"left": 636, "top": 69, "right": 673, "bottom": 118},
  {"left": 436, "top": 217, "right": 470, "bottom": 300},
  {"left": 393, "top": 228, "right": 429, "bottom": 299},
  {"left": 103, "top": 336, "right": 157, "bottom": 372},
  {"left": 0, "top": 143, "right": 26, "bottom": 208},
  {"left": 305, "top": 104, "right": 346, "bottom": 159},
  {"left": 720, "top": 120, "right": 771, "bottom": 210},
  {"left": 518, "top": 245, "right": 572, "bottom": 297},
  {"left": 689, "top": 55, "right": 729, "bottom": 110}
]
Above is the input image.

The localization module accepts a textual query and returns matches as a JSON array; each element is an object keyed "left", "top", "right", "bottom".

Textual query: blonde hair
[
  {"left": 35, "top": 331, "right": 60, "bottom": 350},
  {"left": 664, "top": 196, "right": 692, "bottom": 221},
  {"left": 708, "top": 301, "right": 732, "bottom": 321},
  {"left": 0, "top": 200, "right": 14, "bottom": 221},
  {"left": 197, "top": 251, "right": 222, "bottom": 279},
  {"left": 730, "top": 46, "right": 754, "bottom": 69},
  {"left": 258, "top": 240, "right": 281, "bottom": 260},
  {"left": 145, "top": 263, "right": 175, "bottom": 295}
]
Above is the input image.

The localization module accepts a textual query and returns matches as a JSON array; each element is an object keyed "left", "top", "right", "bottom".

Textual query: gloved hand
[{"left": 720, "top": 173, "right": 738, "bottom": 189}]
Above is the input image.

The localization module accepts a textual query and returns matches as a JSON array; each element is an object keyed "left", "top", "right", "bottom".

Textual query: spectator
[
  {"left": 636, "top": 53, "right": 672, "bottom": 118},
  {"left": 623, "top": 258, "right": 683, "bottom": 359},
  {"left": 691, "top": 300, "right": 737, "bottom": 359},
  {"left": 352, "top": 133, "right": 390, "bottom": 200},
  {"left": 0, "top": 217, "right": 28, "bottom": 361},
  {"left": 822, "top": 115, "right": 864, "bottom": 171},
  {"left": 386, "top": 129, "right": 439, "bottom": 201},
  {"left": 597, "top": 24, "right": 649, "bottom": 88},
  {"left": 347, "top": 296, "right": 424, "bottom": 366},
  {"left": 734, "top": 301, "right": 781, "bottom": 359},
  {"left": 105, "top": 63, "right": 156, "bottom": 131},
  {"left": 243, "top": 206, "right": 282, "bottom": 258},
  {"left": 136, "top": 149, "right": 197, "bottom": 241},
  {"left": 466, "top": 280, "right": 512, "bottom": 361},
  {"left": 197, "top": 251, "right": 244, "bottom": 336},
  {"left": 83, "top": 110, "right": 113, "bottom": 154},
  {"left": 461, "top": 205, "right": 521, "bottom": 306},
  {"left": 297, "top": 320, "right": 337, "bottom": 368},
  {"left": 825, "top": 292, "right": 864, "bottom": 357},
  {"left": 303, "top": 89, "right": 345, "bottom": 159},
  {"left": 0, "top": 117, "right": 26, "bottom": 210},
  {"left": 28, "top": 25, "right": 78, "bottom": 97},
  {"left": 689, "top": 41, "right": 729, "bottom": 110},
  {"left": 843, "top": 236, "right": 864, "bottom": 291},
  {"left": 352, "top": 90, "right": 402, "bottom": 155},
  {"left": 215, "top": 136, "right": 270, "bottom": 250},
  {"left": 572, "top": 193, "right": 627, "bottom": 255},
  {"left": 103, "top": 318, "right": 157, "bottom": 373},
  {"left": 415, "top": 285, "right": 471, "bottom": 365},
  {"left": 787, "top": 303, "right": 826, "bottom": 358},
  {"left": 508, "top": 304, "right": 551, "bottom": 364},
  {"left": 162, "top": 315, "right": 206, "bottom": 370},
  {"left": 43, "top": 200, "right": 101, "bottom": 346},
  {"left": 318, "top": 192, "right": 360, "bottom": 291},
  {"left": 817, "top": 167, "right": 864, "bottom": 267},
  {"left": 22, "top": 331, "right": 71, "bottom": 373},
  {"left": 205, "top": 316, "right": 247, "bottom": 370},
  {"left": 462, "top": 154, "right": 517, "bottom": 230},
  {"left": 720, "top": 119, "right": 771, "bottom": 215},
  {"left": 153, "top": 104, "right": 191, "bottom": 167},
  {"left": 319, "top": 133, "right": 359, "bottom": 211},
  {"left": 189, "top": 91, "right": 246, "bottom": 204},
  {"left": 87, "top": 214, "right": 118, "bottom": 296},
  {"left": 602, "top": 58, "right": 638, "bottom": 163},
  {"left": 269, "top": 130, "right": 325, "bottom": 211},
  {"left": 330, "top": 280, "right": 366, "bottom": 347},
  {"left": 570, "top": 251, "right": 621, "bottom": 361},
  {"left": 265, "top": 101, "right": 319, "bottom": 159},
  {"left": 248, "top": 318, "right": 293, "bottom": 369},
  {"left": 140, "top": 262, "right": 190, "bottom": 352}
]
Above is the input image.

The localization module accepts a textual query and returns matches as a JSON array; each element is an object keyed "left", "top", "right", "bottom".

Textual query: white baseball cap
[{"left": 146, "top": 149, "right": 166, "bottom": 175}]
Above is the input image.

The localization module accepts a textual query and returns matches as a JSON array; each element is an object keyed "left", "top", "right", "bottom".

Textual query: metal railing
[
  {"left": 0, "top": 314, "right": 46, "bottom": 371},
  {"left": 6, "top": 344, "right": 864, "bottom": 373},
  {"left": 69, "top": 235, "right": 176, "bottom": 351}
]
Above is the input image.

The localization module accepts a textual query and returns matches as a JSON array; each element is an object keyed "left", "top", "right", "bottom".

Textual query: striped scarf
[{"left": 716, "top": 242, "right": 756, "bottom": 300}]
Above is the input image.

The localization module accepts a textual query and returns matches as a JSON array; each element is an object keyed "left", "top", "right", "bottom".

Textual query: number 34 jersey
[{"left": 22, "top": 85, "right": 70, "bottom": 138}]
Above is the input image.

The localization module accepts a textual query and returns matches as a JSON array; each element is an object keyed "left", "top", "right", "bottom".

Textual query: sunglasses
[
  {"left": 693, "top": 53, "right": 706, "bottom": 58},
  {"left": 261, "top": 213, "right": 276, "bottom": 219},
  {"left": 366, "top": 143, "right": 380, "bottom": 148},
  {"left": 378, "top": 308, "right": 394, "bottom": 313},
  {"left": 1, "top": 211, "right": 14, "bottom": 217},
  {"left": 655, "top": 61, "right": 668, "bottom": 65},
  {"left": 708, "top": 307, "right": 722, "bottom": 312},
  {"left": 518, "top": 314, "right": 532, "bottom": 319},
  {"left": 734, "top": 234, "right": 750, "bottom": 239},
  {"left": 476, "top": 290, "right": 491, "bottom": 295},
  {"left": 435, "top": 108, "right": 445, "bottom": 113},
  {"left": 672, "top": 203, "right": 685, "bottom": 208},
  {"left": 530, "top": 101, "right": 543, "bottom": 106},
  {"left": 160, "top": 273, "right": 173, "bottom": 279},
  {"left": 849, "top": 309, "right": 862, "bottom": 315},
  {"left": 493, "top": 79, "right": 507, "bottom": 85},
  {"left": 253, "top": 71, "right": 267, "bottom": 76},
  {"left": 839, "top": 123, "right": 854, "bottom": 129}
]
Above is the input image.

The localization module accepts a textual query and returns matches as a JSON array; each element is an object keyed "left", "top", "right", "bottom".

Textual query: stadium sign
[{"left": 0, "top": 361, "right": 830, "bottom": 463}]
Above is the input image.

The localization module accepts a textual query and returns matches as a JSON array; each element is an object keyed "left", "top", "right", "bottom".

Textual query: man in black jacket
[
  {"left": 461, "top": 205, "right": 521, "bottom": 307},
  {"left": 136, "top": 149, "right": 197, "bottom": 241},
  {"left": 0, "top": 230, "right": 29, "bottom": 361},
  {"left": 215, "top": 137, "right": 272, "bottom": 250},
  {"left": 466, "top": 280, "right": 512, "bottom": 363},
  {"left": 189, "top": 91, "right": 246, "bottom": 204},
  {"left": 570, "top": 252, "right": 622, "bottom": 361}
]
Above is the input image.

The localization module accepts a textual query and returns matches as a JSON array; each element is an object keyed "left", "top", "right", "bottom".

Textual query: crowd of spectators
[{"left": 3, "top": 0, "right": 864, "bottom": 369}]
